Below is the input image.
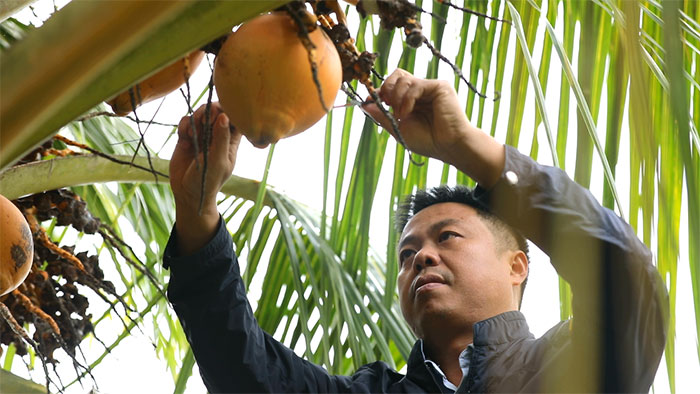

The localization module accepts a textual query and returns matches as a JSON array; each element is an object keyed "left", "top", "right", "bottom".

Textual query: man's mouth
[{"left": 412, "top": 273, "right": 446, "bottom": 295}]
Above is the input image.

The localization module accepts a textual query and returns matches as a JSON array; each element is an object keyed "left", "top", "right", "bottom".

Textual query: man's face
[{"left": 397, "top": 202, "right": 517, "bottom": 338}]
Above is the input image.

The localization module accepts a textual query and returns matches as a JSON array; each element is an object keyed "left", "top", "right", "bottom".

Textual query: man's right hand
[
  {"left": 170, "top": 103, "right": 242, "bottom": 256},
  {"left": 362, "top": 68, "right": 472, "bottom": 166},
  {"left": 362, "top": 69, "right": 505, "bottom": 189}
]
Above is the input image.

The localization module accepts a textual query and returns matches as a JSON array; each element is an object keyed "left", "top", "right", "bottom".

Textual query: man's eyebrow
[
  {"left": 398, "top": 234, "right": 418, "bottom": 250},
  {"left": 398, "top": 218, "right": 460, "bottom": 249},
  {"left": 429, "top": 218, "right": 459, "bottom": 234}
]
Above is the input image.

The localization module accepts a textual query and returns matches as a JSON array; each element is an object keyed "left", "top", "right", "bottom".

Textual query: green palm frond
[{"left": 0, "top": 1, "right": 698, "bottom": 393}]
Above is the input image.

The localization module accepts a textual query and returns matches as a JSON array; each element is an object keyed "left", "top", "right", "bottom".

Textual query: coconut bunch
[
  {"left": 0, "top": 183, "right": 149, "bottom": 391},
  {"left": 103, "top": 0, "right": 496, "bottom": 149}
]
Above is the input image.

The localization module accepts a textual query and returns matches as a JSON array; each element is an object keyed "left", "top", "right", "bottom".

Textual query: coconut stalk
[
  {"left": 0, "top": 369, "right": 45, "bottom": 394},
  {"left": 0, "top": 155, "right": 274, "bottom": 207}
]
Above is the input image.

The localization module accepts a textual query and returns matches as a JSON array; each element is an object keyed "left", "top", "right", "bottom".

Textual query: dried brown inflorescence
[{"left": 0, "top": 150, "right": 153, "bottom": 392}]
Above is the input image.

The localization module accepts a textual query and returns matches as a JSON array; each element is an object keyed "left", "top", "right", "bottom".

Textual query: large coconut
[
  {"left": 0, "top": 195, "right": 33, "bottom": 296},
  {"left": 107, "top": 50, "right": 205, "bottom": 116},
  {"left": 214, "top": 12, "right": 342, "bottom": 148}
]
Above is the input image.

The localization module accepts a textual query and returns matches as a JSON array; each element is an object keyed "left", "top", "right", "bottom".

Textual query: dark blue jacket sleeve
[
  {"left": 475, "top": 145, "right": 669, "bottom": 392},
  {"left": 163, "top": 218, "right": 354, "bottom": 393}
]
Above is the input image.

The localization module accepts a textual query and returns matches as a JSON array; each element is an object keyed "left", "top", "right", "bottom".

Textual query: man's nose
[{"left": 413, "top": 246, "right": 439, "bottom": 272}]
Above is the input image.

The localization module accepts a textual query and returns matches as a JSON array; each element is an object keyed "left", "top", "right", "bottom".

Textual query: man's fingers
[
  {"left": 399, "top": 83, "right": 426, "bottom": 120},
  {"left": 378, "top": 68, "right": 414, "bottom": 106},
  {"left": 178, "top": 115, "right": 192, "bottom": 138},
  {"left": 209, "top": 112, "right": 229, "bottom": 152},
  {"left": 192, "top": 102, "right": 224, "bottom": 130},
  {"left": 172, "top": 117, "right": 194, "bottom": 170},
  {"left": 177, "top": 102, "right": 225, "bottom": 142},
  {"left": 396, "top": 77, "right": 428, "bottom": 120},
  {"left": 227, "top": 124, "right": 243, "bottom": 166},
  {"left": 209, "top": 112, "right": 241, "bottom": 173},
  {"left": 377, "top": 70, "right": 401, "bottom": 106},
  {"left": 377, "top": 69, "right": 430, "bottom": 120},
  {"left": 391, "top": 77, "right": 413, "bottom": 119},
  {"left": 193, "top": 102, "right": 222, "bottom": 118},
  {"left": 361, "top": 102, "right": 395, "bottom": 133}
]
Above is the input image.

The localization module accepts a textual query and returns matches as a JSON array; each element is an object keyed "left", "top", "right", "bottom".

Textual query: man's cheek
[
  {"left": 396, "top": 273, "right": 406, "bottom": 294},
  {"left": 398, "top": 284, "right": 412, "bottom": 305}
]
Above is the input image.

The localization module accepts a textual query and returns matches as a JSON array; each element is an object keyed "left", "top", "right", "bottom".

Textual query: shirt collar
[{"left": 418, "top": 340, "right": 474, "bottom": 392}]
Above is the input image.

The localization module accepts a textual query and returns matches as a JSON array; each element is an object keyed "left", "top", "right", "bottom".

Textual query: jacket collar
[
  {"left": 472, "top": 311, "right": 534, "bottom": 346},
  {"left": 406, "top": 311, "right": 533, "bottom": 374}
]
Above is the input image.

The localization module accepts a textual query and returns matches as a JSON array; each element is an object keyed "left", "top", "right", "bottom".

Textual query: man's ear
[{"left": 509, "top": 250, "right": 528, "bottom": 286}]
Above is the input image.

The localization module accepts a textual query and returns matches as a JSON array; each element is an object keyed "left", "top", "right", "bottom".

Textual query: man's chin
[
  {"left": 414, "top": 302, "right": 452, "bottom": 326},
  {"left": 413, "top": 309, "right": 456, "bottom": 340}
]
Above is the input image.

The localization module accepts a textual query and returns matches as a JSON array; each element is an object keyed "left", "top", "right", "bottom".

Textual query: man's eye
[
  {"left": 399, "top": 250, "right": 415, "bottom": 265},
  {"left": 439, "top": 232, "right": 458, "bottom": 242}
]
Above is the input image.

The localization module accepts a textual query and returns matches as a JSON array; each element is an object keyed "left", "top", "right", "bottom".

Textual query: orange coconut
[
  {"left": 108, "top": 50, "right": 205, "bottom": 116},
  {"left": 214, "top": 12, "right": 342, "bottom": 148},
  {"left": 0, "top": 195, "right": 33, "bottom": 297}
]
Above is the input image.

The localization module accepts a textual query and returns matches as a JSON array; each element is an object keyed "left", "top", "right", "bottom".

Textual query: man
[{"left": 164, "top": 69, "right": 668, "bottom": 392}]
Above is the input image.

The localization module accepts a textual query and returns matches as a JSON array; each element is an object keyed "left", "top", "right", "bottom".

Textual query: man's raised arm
[{"left": 163, "top": 104, "right": 353, "bottom": 392}]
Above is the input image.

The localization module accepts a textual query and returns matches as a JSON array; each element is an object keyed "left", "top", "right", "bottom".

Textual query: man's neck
[{"left": 423, "top": 333, "right": 473, "bottom": 387}]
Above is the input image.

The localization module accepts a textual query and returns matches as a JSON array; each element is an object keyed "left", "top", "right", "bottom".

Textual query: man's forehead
[{"left": 399, "top": 202, "right": 479, "bottom": 242}]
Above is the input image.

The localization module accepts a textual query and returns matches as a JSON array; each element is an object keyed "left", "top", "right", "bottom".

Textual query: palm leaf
[
  {"left": 506, "top": 2, "right": 558, "bottom": 167},
  {"left": 2, "top": 1, "right": 699, "bottom": 392}
]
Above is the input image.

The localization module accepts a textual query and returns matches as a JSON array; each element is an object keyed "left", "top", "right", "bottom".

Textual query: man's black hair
[{"left": 395, "top": 185, "right": 530, "bottom": 309}]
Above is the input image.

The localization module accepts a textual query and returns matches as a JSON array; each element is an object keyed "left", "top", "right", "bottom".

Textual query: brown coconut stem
[{"left": 285, "top": 4, "right": 330, "bottom": 113}]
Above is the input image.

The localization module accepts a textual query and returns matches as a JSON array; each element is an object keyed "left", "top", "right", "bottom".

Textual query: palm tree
[{"left": 0, "top": 1, "right": 697, "bottom": 393}]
